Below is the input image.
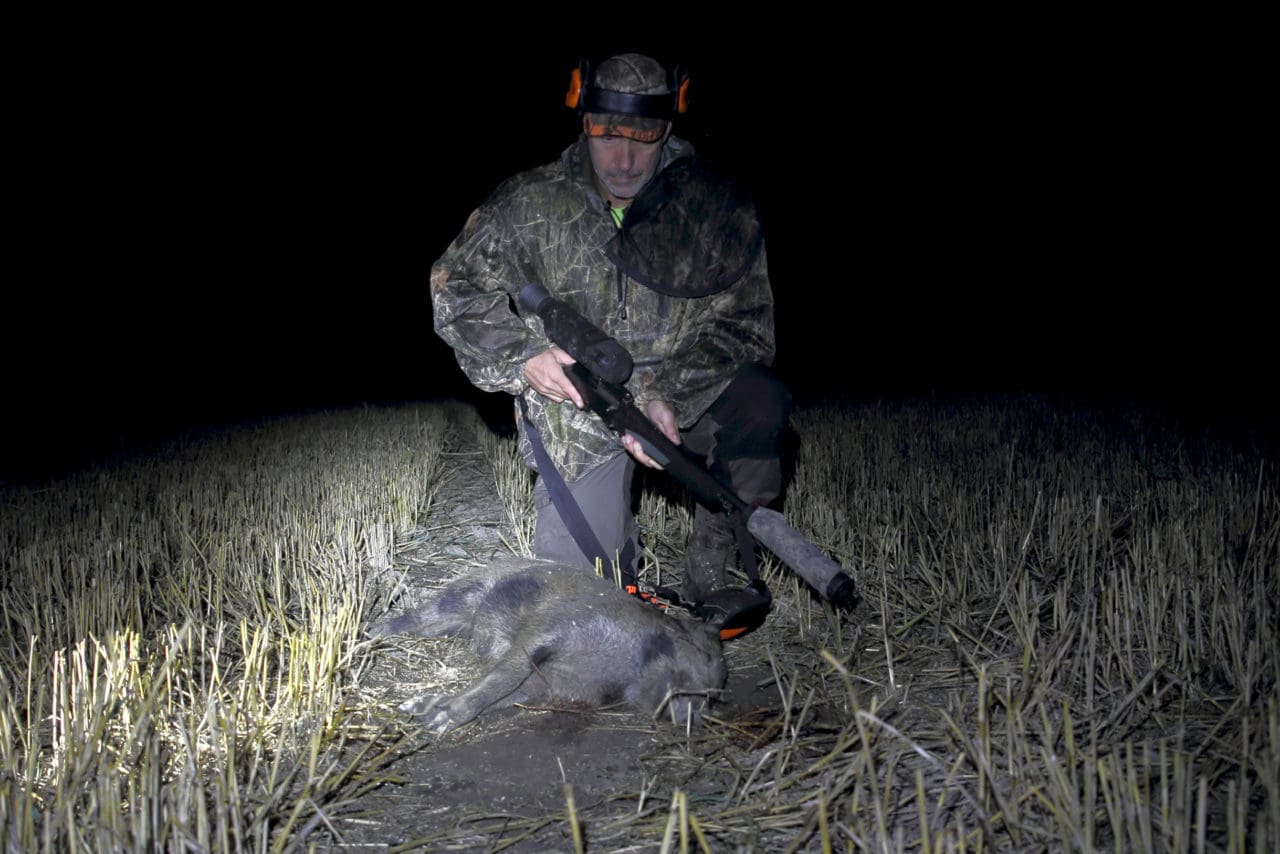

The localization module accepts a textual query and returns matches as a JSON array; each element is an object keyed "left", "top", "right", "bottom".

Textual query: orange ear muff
[
  {"left": 675, "top": 74, "right": 690, "bottom": 114},
  {"left": 565, "top": 66, "right": 585, "bottom": 109}
]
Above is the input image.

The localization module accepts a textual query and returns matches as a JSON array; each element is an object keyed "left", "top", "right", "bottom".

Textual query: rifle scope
[{"left": 517, "top": 282, "right": 634, "bottom": 386}]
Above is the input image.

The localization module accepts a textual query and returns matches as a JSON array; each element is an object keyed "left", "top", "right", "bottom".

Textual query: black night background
[{"left": 4, "top": 16, "right": 1270, "bottom": 485}]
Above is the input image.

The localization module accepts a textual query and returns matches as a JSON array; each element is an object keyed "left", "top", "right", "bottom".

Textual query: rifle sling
[{"left": 518, "top": 396, "right": 635, "bottom": 581}]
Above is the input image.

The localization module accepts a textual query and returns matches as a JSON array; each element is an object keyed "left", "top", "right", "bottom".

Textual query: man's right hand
[{"left": 523, "top": 347, "right": 584, "bottom": 409}]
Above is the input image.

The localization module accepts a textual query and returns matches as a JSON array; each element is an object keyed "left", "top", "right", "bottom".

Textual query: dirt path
[{"left": 337, "top": 403, "right": 779, "bottom": 851}]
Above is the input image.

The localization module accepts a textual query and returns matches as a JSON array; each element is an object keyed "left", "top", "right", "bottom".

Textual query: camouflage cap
[{"left": 584, "top": 53, "right": 673, "bottom": 143}]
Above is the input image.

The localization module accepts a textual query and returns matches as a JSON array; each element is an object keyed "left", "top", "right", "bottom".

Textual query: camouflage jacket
[{"left": 430, "top": 135, "right": 776, "bottom": 482}]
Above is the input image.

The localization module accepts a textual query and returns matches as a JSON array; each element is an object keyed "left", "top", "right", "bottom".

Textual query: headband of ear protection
[{"left": 564, "top": 58, "right": 690, "bottom": 119}]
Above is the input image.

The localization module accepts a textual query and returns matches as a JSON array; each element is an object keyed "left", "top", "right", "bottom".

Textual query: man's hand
[
  {"left": 524, "top": 347, "right": 584, "bottom": 408},
  {"left": 622, "top": 400, "right": 679, "bottom": 469},
  {"left": 527, "top": 350, "right": 675, "bottom": 470}
]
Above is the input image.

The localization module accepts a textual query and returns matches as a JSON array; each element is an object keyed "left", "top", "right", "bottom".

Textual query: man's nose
[{"left": 616, "top": 141, "right": 636, "bottom": 170}]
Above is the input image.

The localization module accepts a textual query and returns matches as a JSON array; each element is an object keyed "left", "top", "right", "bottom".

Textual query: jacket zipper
[{"left": 615, "top": 266, "right": 627, "bottom": 320}]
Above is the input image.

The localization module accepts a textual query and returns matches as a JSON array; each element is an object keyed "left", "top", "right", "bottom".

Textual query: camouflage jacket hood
[{"left": 430, "top": 134, "right": 776, "bottom": 481}]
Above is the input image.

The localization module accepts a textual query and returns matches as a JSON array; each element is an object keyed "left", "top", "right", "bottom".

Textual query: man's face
[{"left": 584, "top": 120, "right": 670, "bottom": 207}]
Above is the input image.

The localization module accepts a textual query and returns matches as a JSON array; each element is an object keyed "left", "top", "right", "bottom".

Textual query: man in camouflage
[{"left": 430, "top": 52, "right": 790, "bottom": 606}]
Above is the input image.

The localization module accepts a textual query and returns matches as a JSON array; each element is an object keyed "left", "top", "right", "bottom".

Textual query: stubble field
[{"left": 1, "top": 393, "right": 1276, "bottom": 851}]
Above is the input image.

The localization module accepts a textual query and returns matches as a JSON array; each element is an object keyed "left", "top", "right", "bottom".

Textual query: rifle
[{"left": 518, "top": 282, "right": 856, "bottom": 635}]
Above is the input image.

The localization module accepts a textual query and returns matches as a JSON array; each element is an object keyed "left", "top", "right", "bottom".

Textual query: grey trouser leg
[{"left": 533, "top": 452, "right": 638, "bottom": 576}]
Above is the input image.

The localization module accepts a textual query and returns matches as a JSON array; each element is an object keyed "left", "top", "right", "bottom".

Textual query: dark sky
[{"left": 5, "top": 18, "right": 1270, "bottom": 484}]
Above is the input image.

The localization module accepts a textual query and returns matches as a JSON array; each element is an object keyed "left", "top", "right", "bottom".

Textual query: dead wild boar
[{"left": 370, "top": 556, "right": 726, "bottom": 732}]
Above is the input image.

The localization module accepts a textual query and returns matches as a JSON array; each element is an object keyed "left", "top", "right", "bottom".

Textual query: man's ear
[{"left": 583, "top": 115, "right": 592, "bottom": 135}]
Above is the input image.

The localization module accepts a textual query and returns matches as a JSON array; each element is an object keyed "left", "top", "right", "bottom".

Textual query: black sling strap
[{"left": 519, "top": 397, "right": 635, "bottom": 579}]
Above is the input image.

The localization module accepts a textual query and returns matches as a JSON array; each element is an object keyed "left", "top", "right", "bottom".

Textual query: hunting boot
[{"left": 683, "top": 503, "right": 737, "bottom": 604}]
